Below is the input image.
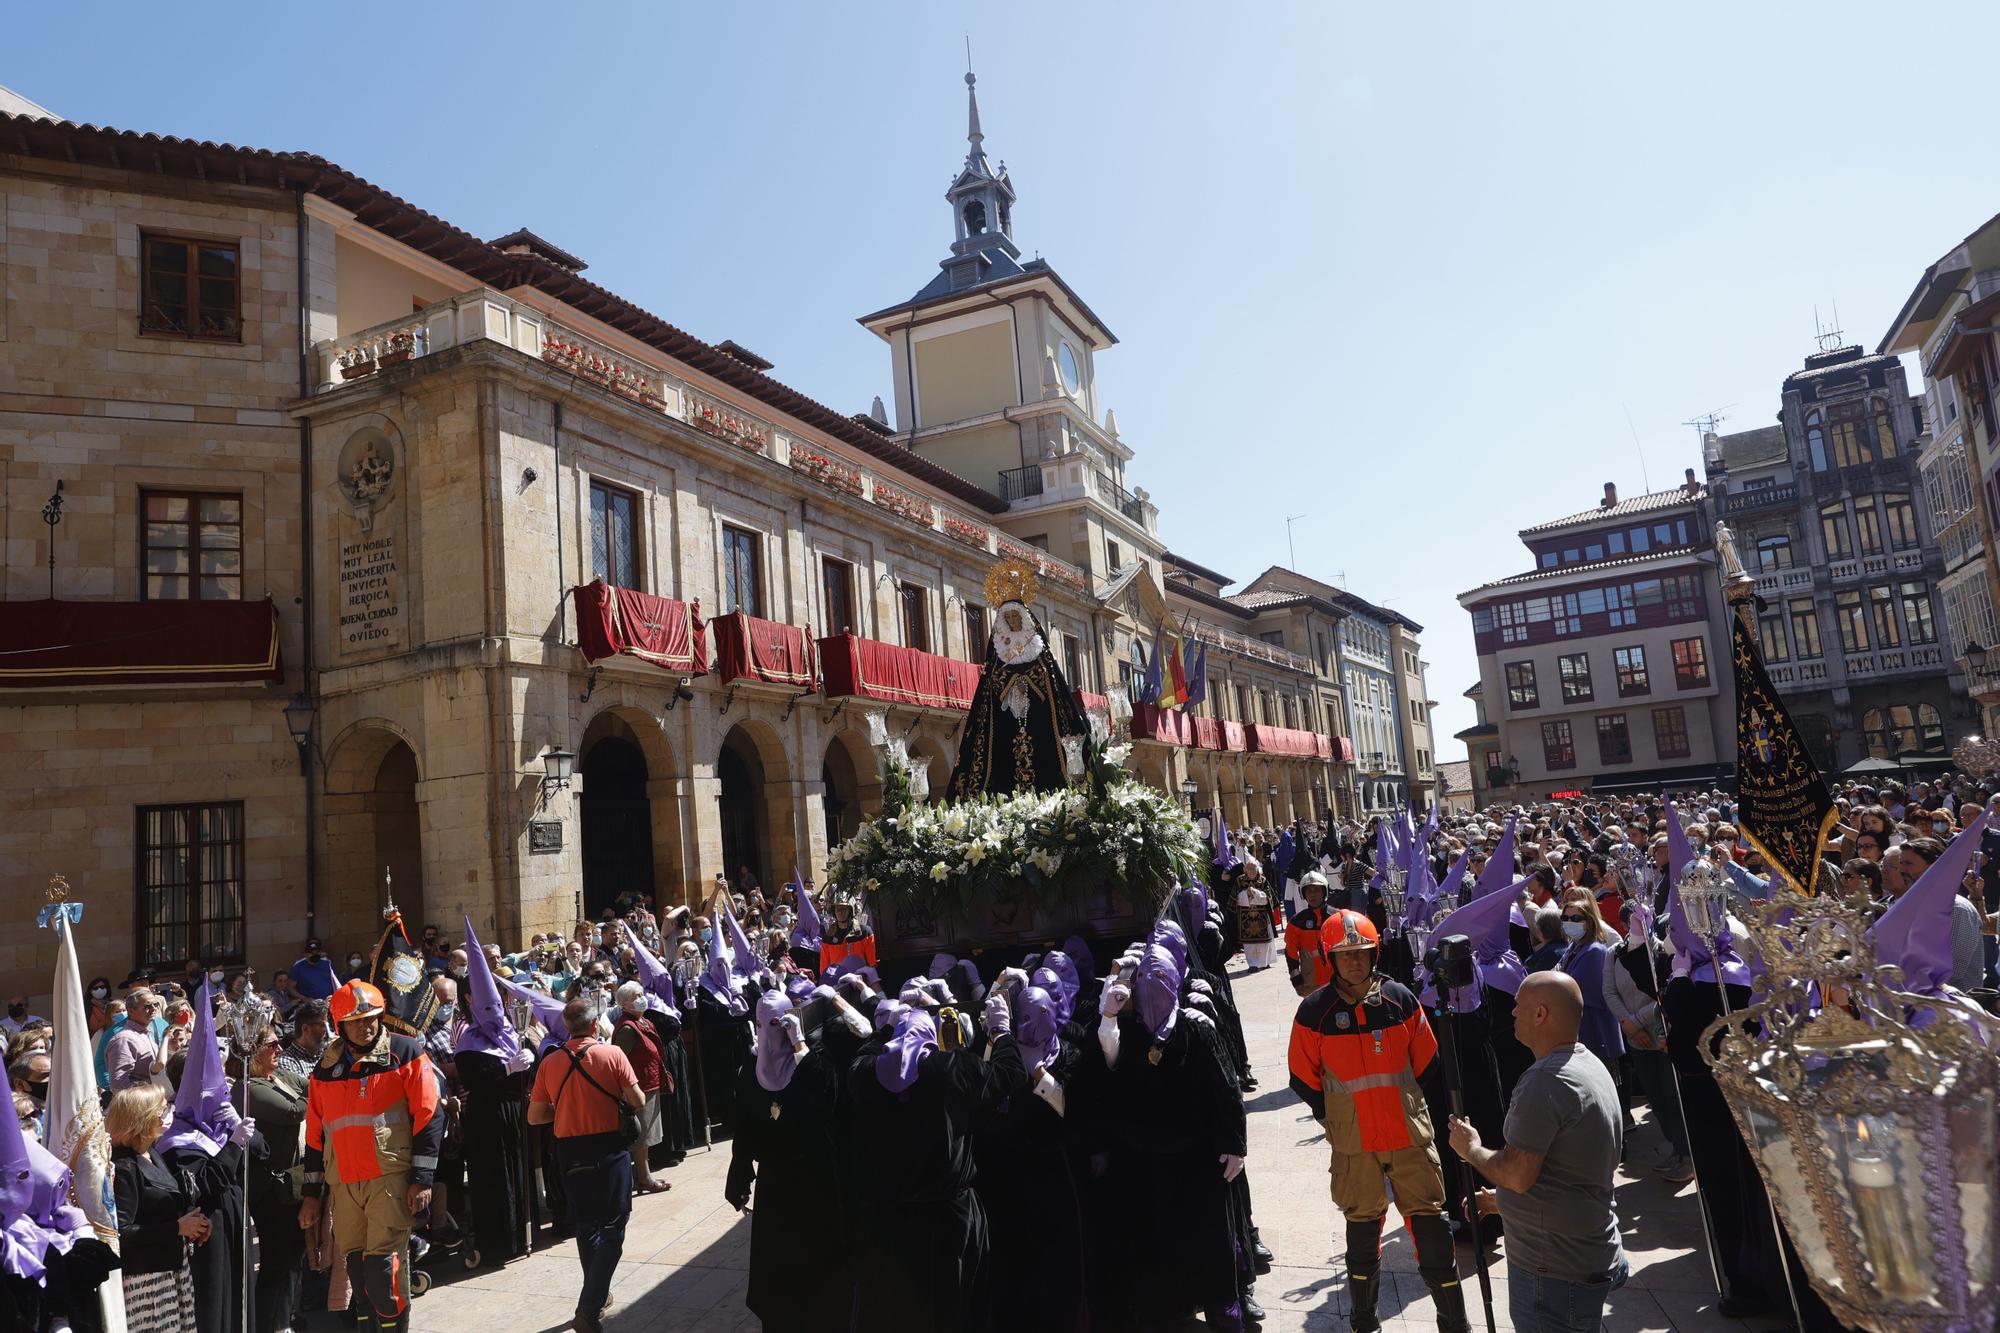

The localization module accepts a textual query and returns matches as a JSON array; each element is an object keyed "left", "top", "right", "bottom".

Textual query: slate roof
[
  {"left": 1519, "top": 485, "right": 1701, "bottom": 537},
  {"left": 1712, "top": 425, "right": 1788, "bottom": 470}
]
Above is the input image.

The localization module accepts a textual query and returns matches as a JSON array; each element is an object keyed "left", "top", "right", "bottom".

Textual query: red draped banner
[
  {"left": 1191, "top": 717, "right": 1223, "bottom": 751},
  {"left": 572, "top": 581, "right": 707, "bottom": 674},
  {"left": 817, "top": 633, "right": 977, "bottom": 710},
  {"left": 1247, "top": 724, "right": 1323, "bottom": 758},
  {"left": 1131, "top": 702, "right": 1192, "bottom": 746},
  {"left": 0, "top": 598, "right": 281, "bottom": 688},
  {"left": 712, "top": 612, "right": 816, "bottom": 690},
  {"left": 1221, "top": 720, "right": 1248, "bottom": 753}
]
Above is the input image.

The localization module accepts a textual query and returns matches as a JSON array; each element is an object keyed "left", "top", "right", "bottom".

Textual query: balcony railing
[
  {"left": 998, "top": 464, "right": 1044, "bottom": 502},
  {"left": 1722, "top": 483, "right": 1798, "bottom": 514},
  {"left": 1093, "top": 469, "right": 1145, "bottom": 524},
  {"left": 1187, "top": 623, "right": 1315, "bottom": 675},
  {"left": 1752, "top": 567, "right": 1815, "bottom": 598}
]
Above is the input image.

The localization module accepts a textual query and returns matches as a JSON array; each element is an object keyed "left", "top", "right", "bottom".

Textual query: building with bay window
[
  {"left": 1702, "top": 344, "right": 1961, "bottom": 772},
  {"left": 1458, "top": 475, "right": 1737, "bottom": 800}
]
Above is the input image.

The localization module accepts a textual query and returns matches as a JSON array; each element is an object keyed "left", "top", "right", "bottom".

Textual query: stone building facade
[{"left": 0, "top": 88, "right": 1381, "bottom": 996}]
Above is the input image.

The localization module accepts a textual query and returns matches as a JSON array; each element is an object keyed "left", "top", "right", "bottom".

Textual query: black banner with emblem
[
  {"left": 368, "top": 910, "right": 438, "bottom": 1038},
  {"left": 1731, "top": 613, "right": 1837, "bottom": 894}
]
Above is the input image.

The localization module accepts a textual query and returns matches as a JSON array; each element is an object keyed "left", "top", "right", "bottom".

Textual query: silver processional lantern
[
  {"left": 1701, "top": 894, "right": 2000, "bottom": 1331},
  {"left": 1611, "top": 842, "right": 1655, "bottom": 909},
  {"left": 1380, "top": 865, "right": 1407, "bottom": 925},
  {"left": 1675, "top": 859, "right": 1731, "bottom": 957}
]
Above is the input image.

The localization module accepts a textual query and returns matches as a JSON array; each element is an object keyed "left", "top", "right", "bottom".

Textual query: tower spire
[{"left": 966, "top": 70, "right": 986, "bottom": 172}]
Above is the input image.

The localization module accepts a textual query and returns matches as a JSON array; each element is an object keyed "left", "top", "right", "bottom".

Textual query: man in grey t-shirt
[{"left": 1449, "top": 970, "right": 1627, "bottom": 1333}]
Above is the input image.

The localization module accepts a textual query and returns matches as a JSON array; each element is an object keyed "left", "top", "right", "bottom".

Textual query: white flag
[{"left": 48, "top": 912, "right": 127, "bottom": 1333}]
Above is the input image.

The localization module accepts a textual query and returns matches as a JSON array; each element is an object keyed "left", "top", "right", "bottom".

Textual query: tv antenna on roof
[
  {"left": 1682, "top": 405, "right": 1730, "bottom": 445},
  {"left": 1813, "top": 304, "right": 1844, "bottom": 355}
]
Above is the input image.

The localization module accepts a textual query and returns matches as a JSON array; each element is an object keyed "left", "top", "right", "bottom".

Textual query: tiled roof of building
[
  {"left": 1462, "top": 547, "right": 1704, "bottom": 598},
  {"left": 0, "top": 111, "right": 1011, "bottom": 516},
  {"left": 1519, "top": 485, "right": 1701, "bottom": 536},
  {"left": 1438, "top": 760, "right": 1474, "bottom": 795}
]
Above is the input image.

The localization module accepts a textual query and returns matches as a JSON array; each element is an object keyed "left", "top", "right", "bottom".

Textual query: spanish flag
[
  {"left": 1731, "top": 612, "right": 1837, "bottom": 894},
  {"left": 1154, "top": 623, "right": 1188, "bottom": 710}
]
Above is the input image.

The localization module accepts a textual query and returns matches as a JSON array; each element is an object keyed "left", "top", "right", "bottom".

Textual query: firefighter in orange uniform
[
  {"left": 297, "top": 979, "right": 442, "bottom": 1333},
  {"left": 1287, "top": 911, "right": 1467, "bottom": 1333},
  {"left": 1284, "top": 870, "right": 1333, "bottom": 996},
  {"left": 817, "top": 895, "right": 878, "bottom": 973}
]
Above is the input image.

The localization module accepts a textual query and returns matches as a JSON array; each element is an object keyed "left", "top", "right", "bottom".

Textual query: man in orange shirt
[
  {"left": 528, "top": 997, "right": 645, "bottom": 1333},
  {"left": 1284, "top": 871, "right": 1334, "bottom": 996}
]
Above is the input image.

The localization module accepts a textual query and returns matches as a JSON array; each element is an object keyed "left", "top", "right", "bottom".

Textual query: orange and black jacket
[
  {"left": 301, "top": 1029, "right": 442, "bottom": 1196},
  {"left": 1287, "top": 978, "right": 1441, "bottom": 1154},
  {"left": 1284, "top": 905, "right": 1329, "bottom": 988},
  {"left": 819, "top": 927, "right": 877, "bottom": 973}
]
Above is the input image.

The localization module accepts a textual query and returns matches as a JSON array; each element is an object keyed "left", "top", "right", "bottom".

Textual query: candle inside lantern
[{"left": 1847, "top": 1118, "right": 1926, "bottom": 1302}]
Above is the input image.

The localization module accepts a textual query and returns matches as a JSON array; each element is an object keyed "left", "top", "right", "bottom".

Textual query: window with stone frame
[
  {"left": 1759, "top": 602, "right": 1790, "bottom": 662},
  {"left": 1883, "top": 494, "right": 1920, "bottom": 549},
  {"left": 1671, "top": 636, "right": 1709, "bottom": 689},
  {"left": 137, "top": 802, "right": 245, "bottom": 969},
  {"left": 821, "top": 555, "right": 857, "bottom": 635},
  {"left": 1757, "top": 533, "right": 1794, "bottom": 571},
  {"left": 1558, "top": 652, "right": 1593, "bottom": 703},
  {"left": 140, "top": 234, "right": 241, "bottom": 341},
  {"left": 1835, "top": 590, "right": 1868, "bottom": 652},
  {"left": 142, "top": 490, "right": 243, "bottom": 601},
  {"left": 1828, "top": 402, "right": 1871, "bottom": 469},
  {"left": 1854, "top": 503, "right": 1884, "bottom": 556},
  {"left": 1652, "top": 706, "right": 1691, "bottom": 760},
  {"left": 1900, "top": 581, "right": 1937, "bottom": 644},
  {"left": 899, "top": 582, "right": 932, "bottom": 653},
  {"left": 590, "top": 481, "right": 640, "bottom": 589},
  {"left": 1790, "top": 598, "right": 1823, "bottom": 658},
  {"left": 1064, "top": 634, "right": 1085, "bottom": 691},
  {"left": 1872, "top": 398, "right": 1900, "bottom": 458},
  {"left": 1869, "top": 586, "right": 1901, "bottom": 648},
  {"left": 1595, "top": 713, "right": 1632, "bottom": 765},
  {"left": 1541, "top": 720, "right": 1575, "bottom": 771},
  {"left": 1820, "top": 503, "right": 1852, "bottom": 558},
  {"left": 1505, "top": 661, "right": 1538, "bottom": 710},
  {"left": 962, "top": 602, "right": 987, "bottom": 662},
  {"left": 721, "top": 524, "right": 762, "bottom": 617}
]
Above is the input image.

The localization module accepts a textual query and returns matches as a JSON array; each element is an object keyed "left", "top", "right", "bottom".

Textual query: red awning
[
  {"left": 1191, "top": 717, "right": 1223, "bottom": 751},
  {"left": 1247, "top": 724, "right": 1322, "bottom": 758},
  {"left": 712, "top": 612, "right": 815, "bottom": 690},
  {"left": 1131, "top": 702, "right": 1193, "bottom": 745},
  {"left": 1330, "top": 736, "right": 1354, "bottom": 763},
  {"left": 0, "top": 598, "right": 281, "bottom": 688},
  {"left": 818, "top": 633, "right": 978, "bottom": 710},
  {"left": 572, "top": 581, "right": 707, "bottom": 674},
  {"left": 1221, "top": 720, "right": 1248, "bottom": 753}
]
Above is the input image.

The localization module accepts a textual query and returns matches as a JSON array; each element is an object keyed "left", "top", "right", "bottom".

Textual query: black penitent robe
[
  {"left": 726, "top": 1050, "right": 851, "bottom": 1333},
  {"left": 844, "top": 1036, "right": 1027, "bottom": 1333},
  {"left": 695, "top": 987, "right": 755, "bottom": 1135},
  {"left": 950, "top": 632, "right": 1089, "bottom": 799},
  {"left": 162, "top": 1140, "right": 248, "bottom": 1333},
  {"left": 456, "top": 1050, "right": 530, "bottom": 1266},
  {"left": 975, "top": 1041, "right": 1090, "bottom": 1333},
  {"left": 644, "top": 1006, "right": 695, "bottom": 1165}
]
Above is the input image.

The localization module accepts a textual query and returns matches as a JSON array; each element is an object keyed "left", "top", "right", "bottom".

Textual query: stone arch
[
  {"left": 321, "top": 720, "right": 425, "bottom": 952},
  {"left": 324, "top": 717, "right": 423, "bottom": 795},
  {"left": 719, "top": 719, "right": 795, "bottom": 898},
  {"left": 821, "top": 727, "right": 880, "bottom": 848},
  {"left": 578, "top": 707, "right": 683, "bottom": 919},
  {"left": 910, "top": 733, "right": 952, "bottom": 802}
]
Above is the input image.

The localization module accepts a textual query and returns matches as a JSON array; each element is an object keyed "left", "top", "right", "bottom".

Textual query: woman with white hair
[{"left": 608, "top": 982, "right": 670, "bottom": 1194}]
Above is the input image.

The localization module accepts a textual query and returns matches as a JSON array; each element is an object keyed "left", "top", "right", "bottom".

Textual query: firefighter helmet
[
  {"left": 328, "top": 977, "right": 387, "bottom": 1025},
  {"left": 1320, "top": 909, "right": 1380, "bottom": 954}
]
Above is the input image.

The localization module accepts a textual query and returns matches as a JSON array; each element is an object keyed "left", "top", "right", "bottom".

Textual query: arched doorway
[
  {"left": 719, "top": 725, "right": 771, "bottom": 895},
  {"left": 324, "top": 722, "right": 426, "bottom": 947},
  {"left": 372, "top": 742, "right": 424, "bottom": 927},
  {"left": 580, "top": 735, "right": 654, "bottom": 919}
]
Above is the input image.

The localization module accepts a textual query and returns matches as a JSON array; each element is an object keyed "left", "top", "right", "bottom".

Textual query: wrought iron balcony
[{"left": 998, "top": 464, "right": 1044, "bottom": 502}]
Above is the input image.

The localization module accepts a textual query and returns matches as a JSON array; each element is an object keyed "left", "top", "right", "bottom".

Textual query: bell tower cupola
[{"left": 942, "top": 71, "right": 1018, "bottom": 289}]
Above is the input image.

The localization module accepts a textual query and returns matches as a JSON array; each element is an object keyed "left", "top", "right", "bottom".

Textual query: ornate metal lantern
[
  {"left": 1702, "top": 896, "right": 2000, "bottom": 1331},
  {"left": 1675, "top": 858, "right": 1732, "bottom": 952},
  {"left": 1610, "top": 843, "right": 1655, "bottom": 911},
  {"left": 1380, "top": 865, "right": 1407, "bottom": 925}
]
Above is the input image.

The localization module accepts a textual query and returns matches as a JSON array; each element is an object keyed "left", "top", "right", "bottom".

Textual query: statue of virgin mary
[{"left": 949, "top": 559, "right": 1091, "bottom": 799}]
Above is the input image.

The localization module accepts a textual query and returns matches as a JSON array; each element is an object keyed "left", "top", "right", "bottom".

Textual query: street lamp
[
  {"left": 1968, "top": 640, "right": 1991, "bottom": 675},
  {"left": 1179, "top": 777, "right": 1198, "bottom": 813},
  {"left": 541, "top": 745, "right": 576, "bottom": 795},
  {"left": 282, "top": 692, "right": 316, "bottom": 776}
]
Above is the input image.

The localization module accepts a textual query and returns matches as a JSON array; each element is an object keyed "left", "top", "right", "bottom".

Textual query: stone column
[{"left": 645, "top": 777, "right": 691, "bottom": 908}]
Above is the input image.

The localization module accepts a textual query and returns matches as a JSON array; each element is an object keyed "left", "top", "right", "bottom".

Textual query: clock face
[
  {"left": 1195, "top": 815, "right": 1213, "bottom": 840},
  {"left": 1057, "top": 342, "right": 1082, "bottom": 395}
]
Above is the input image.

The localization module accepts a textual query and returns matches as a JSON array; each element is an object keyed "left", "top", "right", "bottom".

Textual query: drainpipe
[
  {"left": 553, "top": 401, "right": 567, "bottom": 644},
  {"left": 294, "top": 184, "right": 318, "bottom": 941}
]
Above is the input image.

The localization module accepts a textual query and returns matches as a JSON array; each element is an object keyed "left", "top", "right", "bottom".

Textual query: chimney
[
  {"left": 1683, "top": 466, "right": 1699, "bottom": 497},
  {"left": 1601, "top": 482, "right": 1618, "bottom": 508}
]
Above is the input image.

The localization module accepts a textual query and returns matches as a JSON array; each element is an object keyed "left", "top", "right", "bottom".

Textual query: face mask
[
  {"left": 1889, "top": 833, "right": 1906, "bottom": 848},
  {"left": 1934, "top": 822, "right": 1950, "bottom": 835},
  {"left": 209, "top": 971, "right": 224, "bottom": 985},
  {"left": 91, "top": 985, "right": 109, "bottom": 1000},
  {"left": 6, "top": 1005, "right": 22, "bottom": 1019},
  {"left": 26, "top": 1080, "right": 48, "bottom": 1104},
  {"left": 1562, "top": 921, "right": 1587, "bottom": 941},
  {"left": 701, "top": 929, "right": 713, "bottom": 946},
  {"left": 450, "top": 967, "right": 467, "bottom": 981},
  {"left": 348, "top": 957, "right": 365, "bottom": 971}
]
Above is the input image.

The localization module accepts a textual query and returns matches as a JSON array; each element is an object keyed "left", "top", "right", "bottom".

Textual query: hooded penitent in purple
[
  {"left": 1213, "top": 813, "right": 1239, "bottom": 873},
  {"left": 718, "top": 895, "right": 764, "bottom": 988},
  {"left": 1421, "top": 876, "right": 1527, "bottom": 1007},
  {"left": 784, "top": 973, "right": 816, "bottom": 1005},
  {"left": 927, "top": 952, "right": 958, "bottom": 980},
  {"left": 1013, "top": 985, "right": 1061, "bottom": 1071},
  {"left": 1474, "top": 816, "right": 1518, "bottom": 899},
  {"left": 455, "top": 916, "right": 524, "bottom": 1069},
  {"left": 700, "top": 909, "right": 751, "bottom": 1017},
  {"left": 875, "top": 1005, "right": 937, "bottom": 1094},
  {"left": 1030, "top": 968, "right": 1071, "bottom": 1026},
  {"left": 1037, "top": 949, "right": 1079, "bottom": 1006},
  {"left": 1403, "top": 837, "right": 1440, "bottom": 929},
  {"left": 0, "top": 1087, "right": 88, "bottom": 1282},
  {"left": 1436, "top": 845, "right": 1472, "bottom": 906},
  {"left": 1134, "top": 944, "right": 1184, "bottom": 1045},
  {"left": 754, "top": 991, "right": 799, "bottom": 1093},
  {"left": 1874, "top": 810, "right": 1990, "bottom": 997},
  {"left": 1151, "top": 918, "right": 1189, "bottom": 970},
  {"left": 789, "top": 873, "right": 822, "bottom": 954},
  {"left": 1368, "top": 819, "right": 1393, "bottom": 894},
  {"left": 160, "top": 977, "right": 240, "bottom": 1156},
  {"left": 623, "top": 921, "right": 678, "bottom": 1013},
  {"left": 947, "top": 959, "right": 985, "bottom": 1008},
  {"left": 1661, "top": 800, "right": 1751, "bottom": 987},
  {"left": 496, "top": 973, "right": 570, "bottom": 1055},
  {"left": 1060, "top": 936, "right": 1096, "bottom": 990}
]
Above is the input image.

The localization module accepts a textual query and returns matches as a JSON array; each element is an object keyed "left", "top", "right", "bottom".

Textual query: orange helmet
[
  {"left": 328, "top": 978, "right": 387, "bottom": 1025},
  {"left": 1320, "top": 909, "right": 1381, "bottom": 955}
]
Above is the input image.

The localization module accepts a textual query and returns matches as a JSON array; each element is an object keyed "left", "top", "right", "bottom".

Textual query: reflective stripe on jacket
[
  {"left": 301, "top": 1030, "right": 442, "bottom": 1194},
  {"left": 1287, "top": 978, "right": 1437, "bottom": 1155}
]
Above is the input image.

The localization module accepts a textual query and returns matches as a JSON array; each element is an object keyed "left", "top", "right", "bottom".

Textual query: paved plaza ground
[{"left": 378, "top": 959, "right": 1787, "bottom": 1332}]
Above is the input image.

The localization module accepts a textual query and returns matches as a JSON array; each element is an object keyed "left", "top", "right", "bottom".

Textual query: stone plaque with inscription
[{"left": 334, "top": 511, "right": 407, "bottom": 659}]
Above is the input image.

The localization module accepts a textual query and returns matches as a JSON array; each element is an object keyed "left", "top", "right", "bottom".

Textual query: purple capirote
[
  {"left": 875, "top": 1005, "right": 938, "bottom": 1094},
  {"left": 1134, "top": 944, "right": 1185, "bottom": 1044},
  {"left": 1013, "top": 985, "right": 1061, "bottom": 1072},
  {"left": 754, "top": 990, "right": 798, "bottom": 1093}
]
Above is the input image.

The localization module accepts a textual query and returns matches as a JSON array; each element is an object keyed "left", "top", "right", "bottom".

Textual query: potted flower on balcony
[
  {"left": 338, "top": 346, "right": 376, "bottom": 381},
  {"left": 377, "top": 329, "right": 417, "bottom": 369}
]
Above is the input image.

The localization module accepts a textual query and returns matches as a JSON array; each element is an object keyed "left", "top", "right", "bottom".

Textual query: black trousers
[{"left": 249, "top": 1183, "right": 305, "bottom": 1333}]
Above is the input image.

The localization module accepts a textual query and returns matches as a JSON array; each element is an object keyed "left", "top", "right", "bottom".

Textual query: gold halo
[{"left": 984, "top": 558, "right": 1039, "bottom": 608}]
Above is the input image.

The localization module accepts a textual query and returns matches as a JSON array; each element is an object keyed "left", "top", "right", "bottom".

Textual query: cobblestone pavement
[{"left": 370, "top": 959, "right": 1780, "bottom": 1333}]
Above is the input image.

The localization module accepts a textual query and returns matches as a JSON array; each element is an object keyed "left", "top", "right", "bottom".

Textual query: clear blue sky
[{"left": 13, "top": 2, "right": 2000, "bottom": 757}]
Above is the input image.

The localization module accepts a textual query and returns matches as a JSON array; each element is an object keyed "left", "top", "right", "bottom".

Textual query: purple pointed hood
[
  {"left": 1437, "top": 845, "right": 1472, "bottom": 905},
  {"left": 1423, "top": 876, "right": 1527, "bottom": 1004},
  {"left": 874, "top": 1005, "right": 937, "bottom": 1094},
  {"left": 719, "top": 895, "right": 763, "bottom": 987},
  {"left": 1060, "top": 935, "right": 1096, "bottom": 989},
  {"left": 455, "top": 917, "right": 523, "bottom": 1068},
  {"left": 789, "top": 872, "right": 822, "bottom": 953},
  {"left": 1213, "top": 815, "right": 1239, "bottom": 872},
  {"left": 623, "top": 920, "right": 679, "bottom": 1013},
  {"left": 754, "top": 991, "right": 799, "bottom": 1093},
  {"left": 1134, "top": 944, "right": 1184, "bottom": 1044},
  {"left": 1030, "top": 967, "right": 1071, "bottom": 1026},
  {"left": 1368, "top": 820, "right": 1393, "bottom": 892},
  {"left": 700, "top": 904, "right": 751, "bottom": 1017},
  {"left": 1474, "top": 816, "right": 1518, "bottom": 899},
  {"left": 1014, "top": 985, "right": 1061, "bottom": 1072},
  {"left": 1662, "top": 805, "right": 1751, "bottom": 987},
  {"left": 947, "top": 958, "right": 985, "bottom": 1008},
  {"left": 1874, "top": 811, "right": 1989, "bottom": 997},
  {"left": 0, "top": 1089, "right": 86, "bottom": 1280},
  {"left": 160, "top": 977, "right": 239, "bottom": 1155},
  {"left": 1404, "top": 839, "right": 1440, "bottom": 928},
  {"left": 1151, "top": 918, "right": 1189, "bottom": 969},
  {"left": 927, "top": 952, "right": 958, "bottom": 980},
  {"left": 496, "top": 972, "right": 570, "bottom": 1055},
  {"left": 1037, "top": 949, "right": 1079, "bottom": 1007}
]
